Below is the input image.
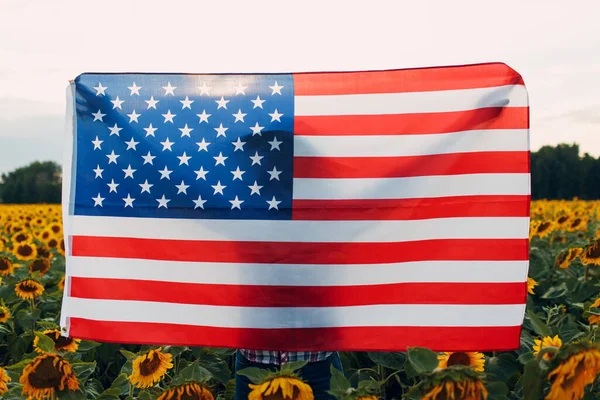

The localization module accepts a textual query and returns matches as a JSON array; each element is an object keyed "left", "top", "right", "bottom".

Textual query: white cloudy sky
[{"left": 1, "top": 0, "right": 599, "bottom": 174}]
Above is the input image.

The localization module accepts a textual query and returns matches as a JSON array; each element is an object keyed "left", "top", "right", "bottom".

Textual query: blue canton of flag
[{"left": 73, "top": 74, "right": 294, "bottom": 220}]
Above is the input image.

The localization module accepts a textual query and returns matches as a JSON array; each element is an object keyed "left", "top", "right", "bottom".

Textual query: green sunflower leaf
[
  {"left": 34, "top": 331, "right": 57, "bottom": 354},
  {"left": 329, "top": 364, "right": 351, "bottom": 391},
  {"left": 236, "top": 366, "right": 270, "bottom": 384},
  {"left": 406, "top": 347, "right": 439, "bottom": 374},
  {"left": 71, "top": 361, "right": 97, "bottom": 381},
  {"left": 527, "top": 309, "right": 552, "bottom": 337},
  {"left": 281, "top": 360, "right": 308, "bottom": 374},
  {"left": 367, "top": 352, "right": 406, "bottom": 370},
  {"left": 522, "top": 358, "right": 544, "bottom": 400}
]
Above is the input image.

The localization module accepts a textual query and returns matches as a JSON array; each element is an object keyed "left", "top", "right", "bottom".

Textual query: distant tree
[
  {"left": 0, "top": 161, "right": 61, "bottom": 204},
  {"left": 531, "top": 143, "right": 600, "bottom": 200}
]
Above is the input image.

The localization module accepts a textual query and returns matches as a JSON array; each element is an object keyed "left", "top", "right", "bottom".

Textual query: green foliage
[{"left": 0, "top": 161, "right": 62, "bottom": 204}]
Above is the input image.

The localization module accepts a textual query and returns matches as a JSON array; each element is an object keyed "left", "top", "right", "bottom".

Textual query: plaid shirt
[{"left": 239, "top": 349, "right": 334, "bottom": 365}]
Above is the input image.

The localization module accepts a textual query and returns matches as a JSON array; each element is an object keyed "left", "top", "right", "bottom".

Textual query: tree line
[{"left": 0, "top": 144, "right": 599, "bottom": 203}]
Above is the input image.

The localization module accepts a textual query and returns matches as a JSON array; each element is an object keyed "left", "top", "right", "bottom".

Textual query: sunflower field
[{"left": 1, "top": 201, "right": 600, "bottom": 400}]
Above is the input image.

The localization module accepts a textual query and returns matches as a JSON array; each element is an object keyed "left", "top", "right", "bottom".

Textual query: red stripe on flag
[
  {"left": 70, "top": 278, "right": 526, "bottom": 307},
  {"left": 68, "top": 319, "right": 522, "bottom": 351},
  {"left": 294, "top": 63, "right": 524, "bottom": 96},
  {"left": 293, "top": 151, "right": 529, "bottom": 179},
  {"left": 71, "top": 237, "right": 529, "bottom": 264},
  {"left": 294, "top": 107, "right": 528, "bottom": 136},
  {"left": 292, "top": 195, "right": 531, "bottom": 221}
]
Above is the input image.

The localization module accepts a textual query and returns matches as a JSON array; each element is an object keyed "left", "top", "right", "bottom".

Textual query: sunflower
[
  {"left": 48, "top": 223, "right": 62, "bottom": 235},
  {"left": 555, "top": 213, "right": 571, "bottom": 228},
  {"left": 588, "top": 298, "right": 600, "bottom": 325},
  {"left": 0, "top": 366, "right": 10, "bottom": 396},
  {"left": 57, "top": 275, "right": 65, "bottom": 291},
  {"left": 157, "top": 383, "right": 214, "bottom": 400},
  {"left": 129, "top": 347, "right": 173, "bottom": 388},
  {"left": 533, "top": 335, "right": 563, "bottom": 361},
  {"left": 437, "top": 352, "right": 485, "bottom": 372},
  {"left": 581, "top": 239, "right": 600, "bottom": 266},
  {"left": 0, "top": 239, "right": 4, "bottom": 253},
  {"left": 527, "top": 277, "right": 538, "bottom": 295},
  {"left": 38, "top": 229, "right": 53, "bottom": 242},
  {"left": 30, "top": 258, "right": 51, "bottom": 276},
  {"left": 422, "top": 379, "right": 488, "bottom": 400},
  {"left": 533, "top": 220, "right": 555, "bottom": 238},
  {"left": 357, "top": 397, "right": 378, "bottom": 400},
  {"left": 567, "top": 217, "right": 587, "bottom": 232},
  {"left": 19, "top": 353, "right": 79, "bottom": 400},
  {"left": 11, "top": 231, "right": 32, "bottom": 244},
  {"left": 57, "top": 238, "right": 65, "bottom": 256},
  {"left": 545, "top": 344, "right": 600, "bottom": 400},
  {"left": 556, "top": 247, "right": 583, "bottom": 269},
  {"left": 249, "top": 376, "right": 314, "bottom": 400},
  {"left": 0, "top": 256, "right": 15, "bottom": 276},
  {"left": 46, "top": 237, "right": 59, "bottom": 250},
  {"left": 15, "top": 279, "right": 45, "bottom": 300},
  {"left": 14, "top": 242, "right": 37, "bottom": 261},
  {"left": 34, "top": 329, "right": 80, "bottom": 353},
  {"left": 35, "top": 246, "right": 52, "bottom": 260},
  {"left": 0, "top": 304, "right": 11, "bottom": 323}
]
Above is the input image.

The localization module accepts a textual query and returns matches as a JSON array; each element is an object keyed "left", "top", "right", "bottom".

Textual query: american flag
[{"left": 60, "top": 63, "right": 530, "bottom": 351}]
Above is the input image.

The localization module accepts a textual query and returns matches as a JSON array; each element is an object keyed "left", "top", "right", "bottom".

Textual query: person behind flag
[{"left": 234, "top": 349, "right": 343, "bottom": 400}]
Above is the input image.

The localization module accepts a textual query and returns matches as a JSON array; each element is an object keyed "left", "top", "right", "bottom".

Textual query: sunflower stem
[{"left": 129, "top": 382, "right": 134, "bottom": 399}]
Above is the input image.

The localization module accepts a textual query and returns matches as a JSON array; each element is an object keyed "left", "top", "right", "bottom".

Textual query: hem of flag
[{"left": 60, "top": 82, "right": 77, "bottom": 338}]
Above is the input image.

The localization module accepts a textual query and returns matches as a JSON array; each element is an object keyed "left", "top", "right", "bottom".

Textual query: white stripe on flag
[
  {"left": 70, "top": 216, "right": 529, "bottom": 242},
  {"left": 294, "top": 85, "right": 528, "bottom": 116},
  {"left": 69, "top": 257, "right": 530, "bottom": 286},
  {"left": 65, "top": 297, "right": 527, "bottom": 328},
  {"left": 293, "top": 173, "right": 530, "bottom": 200},
  {"left": 293, "top": 129, "right": 529, "bottom": 158}
]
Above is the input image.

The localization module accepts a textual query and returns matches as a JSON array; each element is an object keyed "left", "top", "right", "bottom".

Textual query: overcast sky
[{"left": 1, "top": 0, "right": 599, "bottom": 174}]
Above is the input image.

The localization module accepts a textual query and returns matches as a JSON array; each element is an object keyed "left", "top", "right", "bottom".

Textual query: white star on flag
[
  {"left": 248, "top": 181, "right": 263, "bottom": 195},
  {"left": 160, "top": 137, "right": 175, "bottom": 151},
  {"left": 176, "top": 180, "right": 190, "bottom": 194},
  {"left": 231, "top": 166, "right": 245, "bottom": 181},
  {"left": 128, "top": 82, "right": 142, "bottom": 95},
  {"left": 268, "top": 166, "right": 282, "bottom": 181},
  {"left": 142, "top": 152, "right": 156, "bottom": 165},
  {"left": 162, "top": 110, "right": 176, "bottom": 123},
  {"left": 197, "top": 110, "right": 211, "bottom": 123},
  {"left": 213, "top": 152, "right": 227, "bottom": 166},
  {"left": 92, "top": 136, "right": 103, "bottom": 150},
  {"left": 125, "top": 137, "right": 139, "bottom": 151},
  {"left": 266, "top": 196, "right": 282, "bottom": 210},
  {"left": 106, "top": 150, "right": 119, "bottom": 164},
  {"left": 268, "top": 136, "right": 282, "bottom": 151},
  {"left": 215, "top": 96, "right": 229, "bottom": 109},
  {"left": 156, "top": 195, "right": 171, "bottom": 208},
  {"left": 229, "top": 196, "right": 244, "bottom": 210},
  {"left": 145, "top": 96, "right": 159, "bottom": 109},
  {"left": 93, "top": 165, "right": 104, "bottom": 178},
  {"left": 92, "top": 109, "right": 106, "bottom": 122},
  {"left": 107, "top": 179, "right": 119, "bottom": 193},
  {"left": 249, "top": 152, "right": 263, "bottom": 165},
  {"left": 127, "top": 110, "right": 140, "bottom": 123},
  {"left": 196, "top": 138, "right": 210, "bottom": 152},
  {"left": 111, "top": 96, "right": 124, "bottom": 109},
  {"left": 177, "top": 152, "right": 192, "bottom": 165},
  {"left": 179, "top": 124, "right": 193, "bottom": 137},
  {"left": 232, "top": 137, "right": 246, "bottom": 152},
  {"left": 233, "top": 109, "right": 247, "bottom": 123},
  {"left": 194, "top": 166, "right": 209, "bottom": 180},
  {"left": 108, "top": 124, "right": 122, "bottom": 136},
  {"left": 93, "top": 83, "right": 107, "bottom": 96},
  {"left": 159, "top": 166, "right": 173, "bottom": 180},
  {"left": 122, "top": 165, "right": 136, "bottom": 179},
  {"left": 269, "top": 109, "right": 283, "bottom": 122},
  {"left": 180, "top": 96, "right": 194, "bottom": 109},
  {"left": 139, "top": 179, "right": 153, "bottom": 193},
  {"left": 92, "top": 193, "right": 105, "bottom": 206},
  {"left": 212, "top": 181, "right": 226, "bottom": 195},
  {"left": 193, "top": 195, "right": 207, "bottom": 209},
  {"left": 251, "top": 95, "right": 265, "bottom": 109},
  {"left": 162, "top": 82, "right": 176, "bottom": 95},
  {"left": 144, "top": 124, "right": 157, "bottom": 137},
  {"left": 269, "top": 81, "right": 284, "bottom": 95},
  {"left": 123, "top": 194, "right": 135, "bottom": 208}
]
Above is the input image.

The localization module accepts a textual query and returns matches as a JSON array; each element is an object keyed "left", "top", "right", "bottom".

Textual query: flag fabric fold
[{"left": 60, "top": 63, "right": 530, "bottom": 351}]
